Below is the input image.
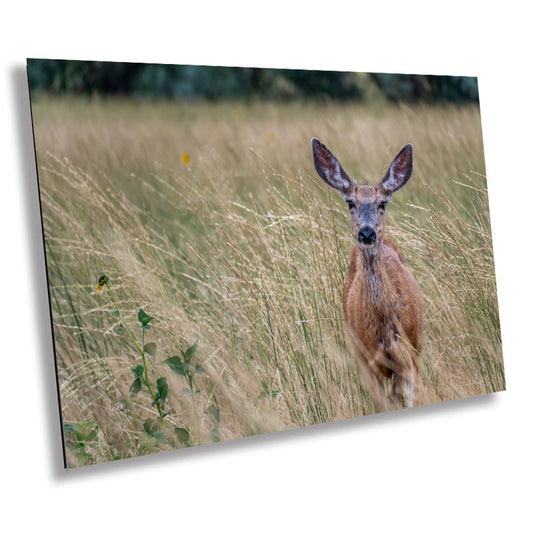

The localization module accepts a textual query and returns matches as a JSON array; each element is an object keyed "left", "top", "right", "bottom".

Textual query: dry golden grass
[{"left": 31, "top": 97, "right": 504, "bottom": 466}]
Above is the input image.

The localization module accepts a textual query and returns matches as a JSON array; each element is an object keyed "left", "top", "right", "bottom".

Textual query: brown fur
[
  {"left": 311, "top": 138, "right": 423, "bottom": 411},
  {"left": 343, "top": 237, "right": 423, "bottom": 410}
]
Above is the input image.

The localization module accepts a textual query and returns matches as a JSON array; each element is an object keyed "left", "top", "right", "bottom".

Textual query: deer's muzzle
[{"left": 358, "top": 226, "right": 377, "bottom": 245}]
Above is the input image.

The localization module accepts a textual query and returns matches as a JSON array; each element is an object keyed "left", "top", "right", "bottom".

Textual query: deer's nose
[{"left": 358, "top": 227, "right": 377, "bottom": 244}]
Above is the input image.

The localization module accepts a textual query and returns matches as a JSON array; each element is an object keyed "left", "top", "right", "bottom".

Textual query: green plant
[
  {"left": 97, "top": 275, "right": 168, "bottom": 423},
  {"left": 259, "top": 380, "right": 281, "bottom": 400},
  {"left": 97, "top": 274, "right": 216, "bottom": 447},
  {"left": 64, "top": 421, "right": 100, "bottom": 466},
  {"left": 161, "top": 341, "right": 220, "bottom": 443},
  {"left": 162, "top": 340, "right": 206, "bottom": 439}
]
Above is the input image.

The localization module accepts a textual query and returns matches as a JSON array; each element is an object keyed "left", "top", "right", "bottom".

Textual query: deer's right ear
[
  {"left": 379, "top": 143, "right": 413, "bottom": 197},
  {"left": 312, "top": 138, "right": 353, "bottom": 196}
]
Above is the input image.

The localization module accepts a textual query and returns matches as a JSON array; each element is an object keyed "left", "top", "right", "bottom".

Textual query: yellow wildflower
[{"left": 97, "top": 274, "right": 109, "bottom": 293}]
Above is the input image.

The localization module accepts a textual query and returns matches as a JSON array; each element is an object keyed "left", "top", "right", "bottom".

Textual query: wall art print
[{"left": 28, "top": 59, "right": 505, "bottom": 468}]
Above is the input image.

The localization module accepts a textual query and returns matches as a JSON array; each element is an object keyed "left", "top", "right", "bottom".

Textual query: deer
[{"left": 311, "top": 138, "right": 423, "bottom": 411}]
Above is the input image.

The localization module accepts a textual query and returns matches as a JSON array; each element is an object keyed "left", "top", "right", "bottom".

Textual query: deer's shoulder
[{"left": 383, "top": 237, "right": 404, "bottom": 264}]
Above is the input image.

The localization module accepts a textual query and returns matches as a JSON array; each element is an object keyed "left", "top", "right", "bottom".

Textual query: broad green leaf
[
  {"left": 64, "top": 424, "right": 75, "bottom": 434},
  {"left": 137, "top": 309, "right": 154, "bottom": 325},
  {"left": 86, "top": 429, "right": 98, "bottom": 442},
  {"left": 143, "top": 418, "right": 156, "bottom": 432},
  {"left": 141, "top": 324, "right": 151, "bottom": 330},
  {"left": 174, "top": 427, "right": 190, "bottom": 445},
  {"left": 130, "top": 378, "right": 142, "bottom": 395},
  {"left": 156, "top": 377, "right": 168, "bottom": 404},
  {"left": 144, "top": 342, "right": 156, "bottom": 356},
  {"left": 153, "top": 432, "right": 166, "bottom": 443},
  {"left": 183, "top": 339, "right": 198, "bottom": 362},
  {"left": 131, "top": 365, "right": 144, "bottom": 378},
  {"left": 163, "top": 356, "right": 185, "bottom": 376},
  {"left": 194, "top": 364, "right": 206, "bottom": 374},
  {"left": 68, "top": 420, "right": 97, "bottom": 440},
  {"left": 143, "top": 418, "right": 167, "bottom": 443}
]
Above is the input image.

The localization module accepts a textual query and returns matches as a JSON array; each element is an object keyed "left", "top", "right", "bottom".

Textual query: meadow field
[{"left": 31, "top": 97, "right": 504, "bottom": 467}]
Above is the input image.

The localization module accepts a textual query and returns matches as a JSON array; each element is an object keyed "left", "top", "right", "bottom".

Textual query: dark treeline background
[{"left": 27, "top": 59, "right": 479, "bottom": 104}]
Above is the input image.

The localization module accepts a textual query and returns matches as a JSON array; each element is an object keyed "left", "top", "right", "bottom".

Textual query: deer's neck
[
  {"left": 359, "top": 246, "right": 391, "bottom": 314},
  {"left": 358, "top": 245, "right": 400, "bottom": 347}
]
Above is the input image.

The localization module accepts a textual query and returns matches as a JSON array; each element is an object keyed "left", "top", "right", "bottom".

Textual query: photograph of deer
[
  {"left": 28, "top": 59, "right": 504, "bottom": 467},
  {"left": 312, "top": 139, "right": 423, "bottom": 411}
]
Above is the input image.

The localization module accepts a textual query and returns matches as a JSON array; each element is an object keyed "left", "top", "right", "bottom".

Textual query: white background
[{"left": 2, "top": 1, "right": 531, "bottom": 531}]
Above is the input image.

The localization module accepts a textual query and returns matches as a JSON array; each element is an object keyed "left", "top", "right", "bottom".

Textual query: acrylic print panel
[{"left": 27, "top": 59, "right": 505, "bottom": 468}]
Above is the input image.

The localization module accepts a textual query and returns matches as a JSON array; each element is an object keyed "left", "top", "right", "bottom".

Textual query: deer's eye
[
  {"left": 347, "top": 200, "right": 355, "bottom": 210},
  {"left": 378, "top": 202, "right": 387, "bottom": 211}
]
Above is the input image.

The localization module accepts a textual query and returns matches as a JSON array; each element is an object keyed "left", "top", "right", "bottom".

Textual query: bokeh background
[{"left": 28, "top": 59, "right": 479, "bottom": 103}]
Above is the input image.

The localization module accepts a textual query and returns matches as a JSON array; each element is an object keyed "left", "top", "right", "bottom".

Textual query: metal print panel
[{"left": 27, "top": 59, "right": 504, "bottom": 468}]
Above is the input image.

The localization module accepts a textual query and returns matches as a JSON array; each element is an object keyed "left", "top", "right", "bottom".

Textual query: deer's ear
[
  {"left": 380, "top": 144, "right": 413, "bottom": 196},
  {"left": 312, "top": 138, "right": 353, "bottom": 196}
]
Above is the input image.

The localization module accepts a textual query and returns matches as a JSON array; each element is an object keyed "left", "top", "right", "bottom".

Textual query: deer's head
[{"left": 311, "top": 138, "right": 413, "bottom": 255}]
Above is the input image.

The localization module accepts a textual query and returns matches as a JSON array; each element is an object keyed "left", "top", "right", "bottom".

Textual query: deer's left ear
[{"left": 379, "top": 144, "right": 413, "bottom": 196}]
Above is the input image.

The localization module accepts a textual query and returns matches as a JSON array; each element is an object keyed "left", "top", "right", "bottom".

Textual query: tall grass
[{"left": 32, "top": 98, "right": 504, "bottom": 466}]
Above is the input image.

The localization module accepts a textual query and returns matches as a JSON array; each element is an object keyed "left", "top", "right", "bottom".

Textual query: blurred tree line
[{"left": 27, "top": 59, "right": 479, "bottom": 103}]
